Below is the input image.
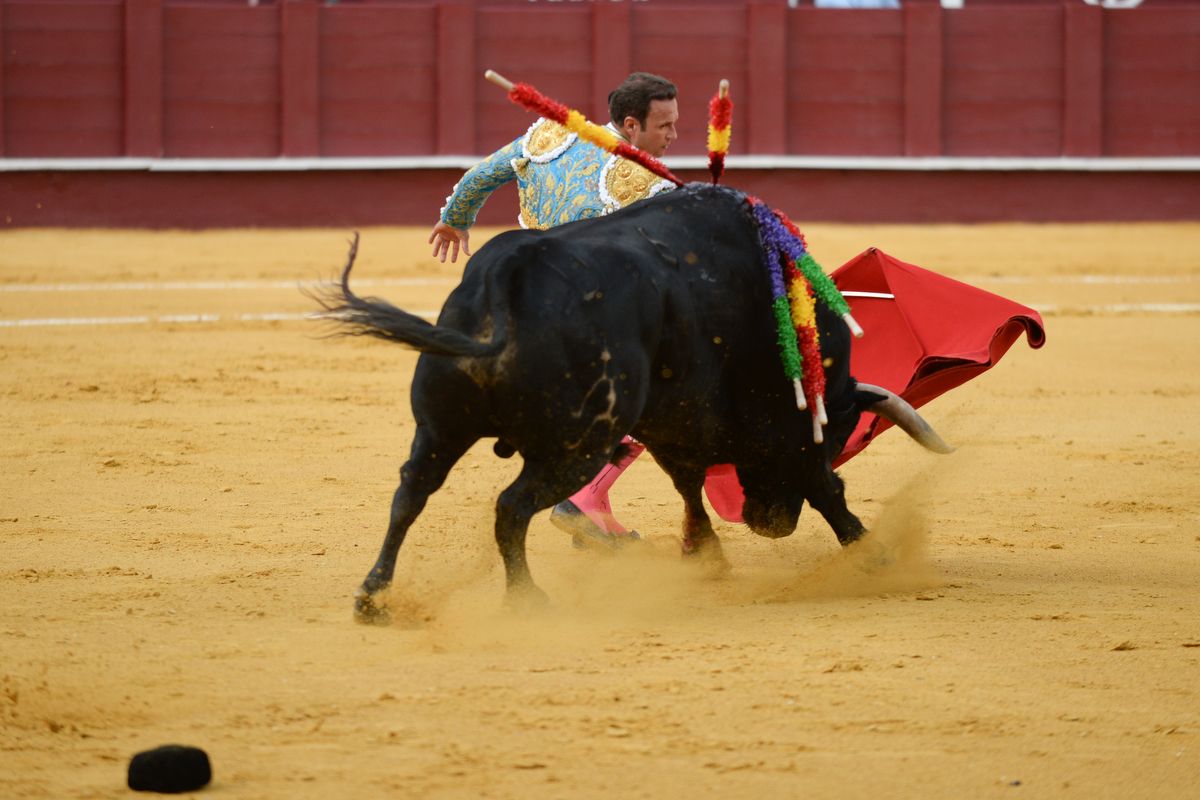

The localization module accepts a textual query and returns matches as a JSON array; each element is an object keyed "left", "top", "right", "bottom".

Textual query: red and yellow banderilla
[
  {"left": 484, "top": 70, "right": 685, "bottom": 187},
  {"left": 707, "top": 79, "right": 732, "bottom": 185}
]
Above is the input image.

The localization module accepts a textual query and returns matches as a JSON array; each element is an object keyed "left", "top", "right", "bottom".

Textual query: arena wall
[{"left": 1, "top": 0, "right": 1198, "bottom": 225}]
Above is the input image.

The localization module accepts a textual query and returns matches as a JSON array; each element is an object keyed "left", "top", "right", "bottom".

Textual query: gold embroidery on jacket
[
  {"left": 524, "top": 120, "right": 573, "bottom": 160},
  {"left": 604, "top": 159, "right": 668, "bottom": 210}
]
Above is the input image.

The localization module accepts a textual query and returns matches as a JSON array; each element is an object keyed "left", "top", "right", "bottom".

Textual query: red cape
[{"left": 702, "top": 247, "right": 1046, "bottom": 523}]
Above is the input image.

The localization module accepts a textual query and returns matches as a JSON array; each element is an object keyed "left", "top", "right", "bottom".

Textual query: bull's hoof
[
  {"left": 836, "top": 526, "right": 867, "bottom": 547},
  {"left": 503, "top": 582, "right": 551, "bottom": 614},
  {"left": 849, "top": 535, "right": 894, "bottom": 572},
  {"left": 570, "top": 529, "right": 643, "bottom": 552},
  {"left": 353, "top": 588, "right": 391, "bottom": 626},
  {"left": 680, "top": 536, "right": 732, "bottom": 578}
]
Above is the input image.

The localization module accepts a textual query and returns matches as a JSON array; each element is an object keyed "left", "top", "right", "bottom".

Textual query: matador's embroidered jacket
[{"left": 440, "top": 118, "right": 676, "bottom": 231}]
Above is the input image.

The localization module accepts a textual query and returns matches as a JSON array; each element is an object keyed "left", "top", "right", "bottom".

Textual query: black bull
[{"left": 316, "top": 184, "right": 951, "bottom": 620}]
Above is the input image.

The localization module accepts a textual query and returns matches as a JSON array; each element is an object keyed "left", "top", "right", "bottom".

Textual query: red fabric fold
[{"left": 829, "top": 247, "right": 1045, "bottom": 467}]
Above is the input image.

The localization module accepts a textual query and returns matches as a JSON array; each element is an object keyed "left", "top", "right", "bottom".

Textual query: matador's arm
[{"left": 439, "top": 138, "right": 522, "bottom": 230}]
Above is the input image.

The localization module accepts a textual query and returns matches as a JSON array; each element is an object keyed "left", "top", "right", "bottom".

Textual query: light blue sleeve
[{"left": 439, "top": 138, "right": 522, "bottom": 230}]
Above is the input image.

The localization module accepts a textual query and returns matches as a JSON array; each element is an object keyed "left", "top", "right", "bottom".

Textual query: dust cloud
[{"left": 373, "top": 471, "right": 945, "bottom": 656}]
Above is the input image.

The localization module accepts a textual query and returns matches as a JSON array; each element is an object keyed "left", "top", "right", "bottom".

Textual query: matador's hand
[{"left": 428, "top": 222, "right": 471, "bottom": 264}]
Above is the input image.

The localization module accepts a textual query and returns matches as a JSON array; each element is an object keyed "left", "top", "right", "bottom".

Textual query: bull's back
[
  {"left": 428, "top": 184, "right": 793, "bottom": 450},
  {"left": 444, "top": 184, "right": 766, "bottom": 346},
  {"left": 552, "top": 186, "right": 791, "bottom": 449}
]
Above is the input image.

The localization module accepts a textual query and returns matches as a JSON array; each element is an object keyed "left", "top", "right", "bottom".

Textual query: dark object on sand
[{"left": 128, "top": 744, "right": 212, "bottom": 793}]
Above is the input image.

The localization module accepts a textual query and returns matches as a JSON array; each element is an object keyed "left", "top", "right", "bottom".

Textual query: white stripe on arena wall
[
  {"left": 1032, "top": 303, "right": 1200, "bottom": 315},
  {"left": 963, "top": 275, "right": 1199, "bottom": 285},
  {"left": 0, "top": 311, "right": 442, "bottom": 328},
  {"left": 1, "top": 156, "right": 1198, "bottom": 173},
  {"left": 0, "top": 277, "right": 457, "bottom": 293},
  {"left": 3, "top": 304, "right": 1199, "bottom": 329},
  {"left": 0, "top": 275, "right": 1192, "bottom": 294}
]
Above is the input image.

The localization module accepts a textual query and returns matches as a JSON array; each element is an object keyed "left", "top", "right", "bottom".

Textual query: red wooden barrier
[
  {"left": 904, "top": 3, "right": 941, "bottom": 156},
  {"left": 0, "top": 3, "right": 6, "bottom": 156},
  {"left": 945, "top": 6, "right": 1064, "bottom": 156},
  {"left": 3, "top": 0, "right": 125, "bottom": 156},
  {"left": 3, "top": 166, "right": 1197, "bottom": 228},
  {"left": 164, "top": 3, "right": 280, "bottom": 156},
  {"left": 125, "top": 0, "right": 164, "bottom": 157},
  {"left": 1, "top": 0, "right": 1198, "bottom": 159},
  {"left": 1064, "top": 3, "right": 1103, "bottom": 156},
  {"left": 747, "top": 0, "right": 785, "bottom": 154},
  {"left": 322, "top": 3, "right": 437, "bottom": 156},
  {"left": 592, "top": 2, "right": 631, "bottom": 125},
  {"left": 1105, "top": 8, "right": 1200, "bottom": 155},
  {"left": 436, "top": 0, "right": 473, "bottom": 154},
  {"left": 1, "top": 1, "right": 1198, "bottom": 226},
  {"left": 281, "top": 0, "right": 318, "bottom": 156}
]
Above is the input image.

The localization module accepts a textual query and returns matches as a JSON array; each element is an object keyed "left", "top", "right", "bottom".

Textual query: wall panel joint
[
  {"left": 282, "top": 0, "right": 320, "bottom": 157},
  {"left": 903, "top": 3, "right": 942, "bottom": 157},
  {"left": 124, "top": 0, "right": 165, "bottom": 157}
]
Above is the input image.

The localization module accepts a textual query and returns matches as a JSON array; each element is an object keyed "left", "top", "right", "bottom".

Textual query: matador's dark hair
[{"left": 608, "top": 72, "right": 677, "bottom": 128}]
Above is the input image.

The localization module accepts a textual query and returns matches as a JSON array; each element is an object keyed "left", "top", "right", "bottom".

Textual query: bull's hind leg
[
  {"left": 494, "top": 454, "right": 612, "bottom": 608},
  {"left": 355, "top": 424, "right": 474, "bottom": 624},
  {"left": 805, "top": 464, "right": 866, "bottom": 546}
]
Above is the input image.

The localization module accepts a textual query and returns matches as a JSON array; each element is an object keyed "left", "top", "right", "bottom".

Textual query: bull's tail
[
  {"left": 854, "top": 382, "right": 955, "bottom": 454},
  {"left": 309, "top": 233, "right": 503, "bottom": 359}
]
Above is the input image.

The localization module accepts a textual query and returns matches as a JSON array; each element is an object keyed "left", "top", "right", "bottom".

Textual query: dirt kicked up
[{"left": 1, "top": 224, "right": 1198, "bottom": 799}]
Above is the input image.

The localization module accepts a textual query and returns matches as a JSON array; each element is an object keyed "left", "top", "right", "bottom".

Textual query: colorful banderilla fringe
[
  {"left": 507, "top": 83, "right": 685, "bottom": 187},
  {"left": 749, "top": 199, "right": 861, "bottom": 440},
  {"left": 706, "top": 84, "right": 732, "bottom": 185}
]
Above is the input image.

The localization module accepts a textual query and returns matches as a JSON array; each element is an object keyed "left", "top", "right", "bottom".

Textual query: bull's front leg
[
  {"left": 655, "top": 455, "right": 731, "bottom": 575},
  {"left": 805, "top": 463, "right": 866, "bottom": 546},
  {"left": 681, "top": 493, "right": 732, "bottom": 578}
]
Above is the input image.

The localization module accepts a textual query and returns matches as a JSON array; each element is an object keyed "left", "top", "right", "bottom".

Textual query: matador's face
[{"left": 624, "top": 98, "right": 679, "bottom": 158}]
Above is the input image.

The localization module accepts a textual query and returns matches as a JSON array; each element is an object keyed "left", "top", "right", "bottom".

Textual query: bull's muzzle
[{"left": 741, "top": 498, "right": 797, "bottom": 539}]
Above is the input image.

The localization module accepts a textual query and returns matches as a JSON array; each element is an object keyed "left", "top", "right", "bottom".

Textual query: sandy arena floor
[{"left": 1, "top": 222, "right": 1198, "bottom": 798}]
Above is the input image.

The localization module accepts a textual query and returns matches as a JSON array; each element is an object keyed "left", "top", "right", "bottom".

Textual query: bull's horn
[
  {"left": 815, "top": 393, "right": 828, "bottom": 426},
  {"left": 792, "top": 378, "right": 807, "bottom": 411},
  {"left": 813, "top": 412, "right": 824, "bottom": 445},
  {"left": 857, "top": 382, "right": 955, "bottom": 454}
]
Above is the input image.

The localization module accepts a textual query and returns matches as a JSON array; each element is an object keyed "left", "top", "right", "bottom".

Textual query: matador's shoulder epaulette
[
  {"left": 600, "top": 155, "right": 676, "bottom": 214},
  {"left": 521, "top": 118, "right": 577, "bottom": 163}
]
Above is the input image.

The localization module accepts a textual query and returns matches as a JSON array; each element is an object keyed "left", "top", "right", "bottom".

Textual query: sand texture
[{"left": 2, "top": 223, "right": 1198, "bottom": 798}]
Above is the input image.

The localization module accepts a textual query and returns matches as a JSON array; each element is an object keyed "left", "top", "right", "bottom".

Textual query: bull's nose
[{"left": 742, "top": 500, "right": 796, "bottom": 540}]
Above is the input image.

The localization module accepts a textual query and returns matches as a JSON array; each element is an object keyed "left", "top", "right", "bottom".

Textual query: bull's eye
[
  {"left": 823, "top": 357, "right": 834, "bottom": 368},
  {"left": 661, "top": 368, "right": 673, "bottom": 379},
  {"left": 712, "top": 336, "right": 723, "bottom": 345}
]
